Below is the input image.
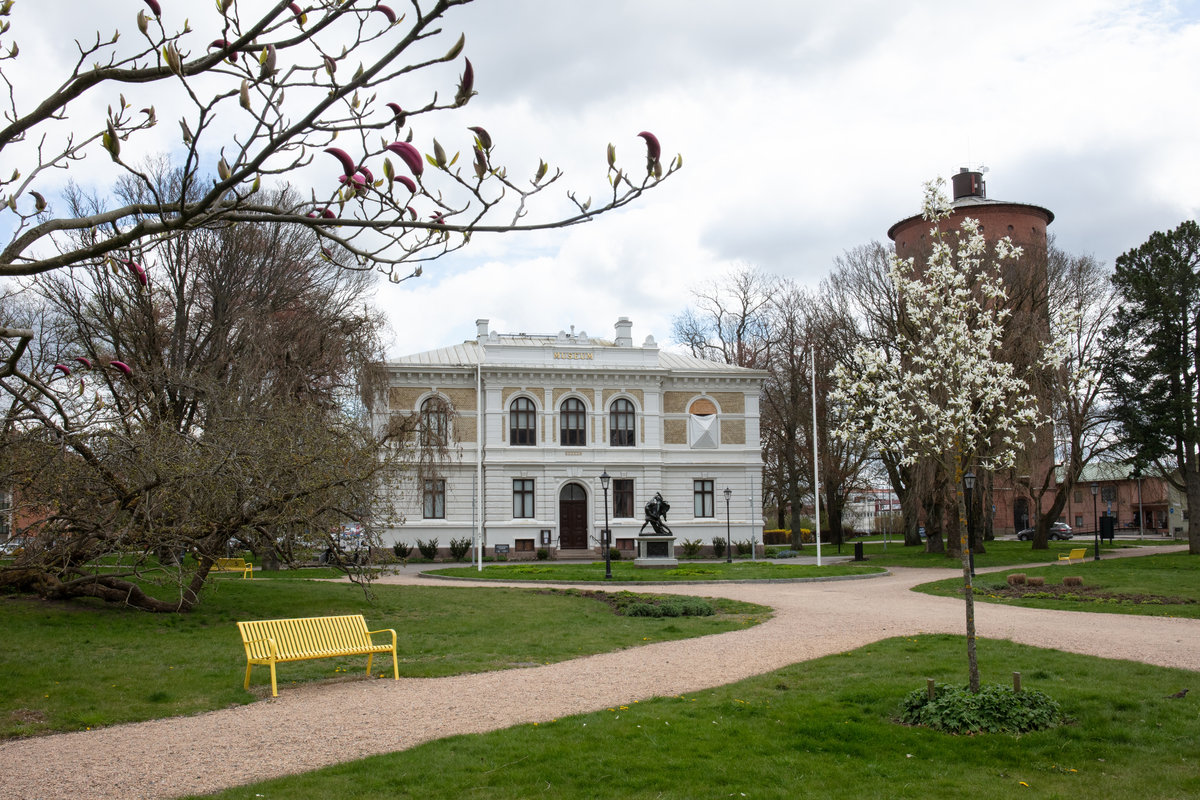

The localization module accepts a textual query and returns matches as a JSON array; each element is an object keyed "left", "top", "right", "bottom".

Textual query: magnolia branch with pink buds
[{"left": 0, "top": 0, "right": 680, "bottom": 286}]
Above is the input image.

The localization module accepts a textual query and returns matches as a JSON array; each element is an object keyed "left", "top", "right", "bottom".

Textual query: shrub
[
  {"left": 1063, "top": 576, "right": 1083, "bottom": 586},
  {"left": 1007, "top": 573, "right": 1027, "bottom": 586},
  {"left": 1027, "top": 576, "right": 1045, "bottom": 587},
  {"left": 392, "top": 542, "right": 413, "bottom": 560},
  {"left": 735, "top": 539, "right": 753, "bottom": 556},
  {"left": 609, "top": 548, "right": 622, "bottom": 561},
  {"left": 416, "top": 538, "right": 440, "bottom": 560},
  {"left": 899, "top": 683, "right": 1064, "bottom": 734},
  {"left": 680, "top": 538, "right": 704, "bottom": 557},
  {"left": 711, "top": 536, "right": 727, "bottom": 558},
  {"left": 624, "top": 597, "right": 715, "bottom": 618},
  {"left": 762, "top": 529, "right": 790, "bottom": 545},
  {"left": 764, "top": 546, "right": 781, "bottom": 558},
  {"left": 448, "top": 537, "right": 471, "bottom": 562},
  {"left": 772, "top": 549, "right": 798, "bottom": 559},
  {"left": 536, "top": 548, "right": 549, "bottom": 561}
]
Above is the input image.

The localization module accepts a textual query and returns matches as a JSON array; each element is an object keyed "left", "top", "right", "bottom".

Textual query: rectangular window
[
  {"left": 1101, "top": 486, "right": 1116, "bottom": 503},
  {"left": 515, "top": 539, "right": 534, "bottom": 551},
  {"left": 616, "top": 538, "right": 635, "bottom": 550},
  {"left": 1073, "top": 490, "right": 1083, "bottom": 503},
  {"left": 694, "top": 480, "right": 714, "bottom": 518},
  {"left": 1075, "top": 515, "right": 1084, "bottom": 528},
  {"left": 423, "top": 479, "right": 445, "bottom": 519},
  {"left": 513, "top": 479, "right": 535, "bottom": 518},
  {"left": 613, "top": 479, "right": 634, "bottom": 518}
]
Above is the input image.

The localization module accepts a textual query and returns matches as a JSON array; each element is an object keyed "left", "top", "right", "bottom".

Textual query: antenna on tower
[{"left": 980, "top": 164, "right": 990, "bottom": 174}]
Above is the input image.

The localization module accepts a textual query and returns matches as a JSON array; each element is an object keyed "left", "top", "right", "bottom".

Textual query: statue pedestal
[{"left": 634, "top": 535, "right": 677, "bottom": 568}]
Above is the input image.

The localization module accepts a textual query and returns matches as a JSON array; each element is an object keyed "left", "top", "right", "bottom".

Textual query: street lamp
[
  {"left": 724, "top": 487, "right": 732, "bottom": 563},
  {"left": 1091, "top": 482, "right": 1100, "bottom": 561},
  {"left": 600, "top": 470, "right": 612, "bottom": 580},
  {"left": 964, "top": 471, "right": 976, "bottom": 578},
  {"left": 836, "top": 484, "right": 845, "bottom": 554},
  {"left": 1131, "top": 467, "right": 1144, "bottom": 541}
]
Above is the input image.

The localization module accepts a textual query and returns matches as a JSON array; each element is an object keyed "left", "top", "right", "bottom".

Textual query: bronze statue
[{"left": 639, "top": 492, "right": 673, "bottom": 536}]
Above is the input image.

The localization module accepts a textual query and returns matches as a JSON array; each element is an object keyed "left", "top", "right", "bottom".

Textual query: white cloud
[{"left": 6, "top": 0, "right": 1200, "bottom": 357}]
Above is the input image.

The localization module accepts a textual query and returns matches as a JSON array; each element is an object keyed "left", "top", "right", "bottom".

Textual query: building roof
[
  {"left": 886, "top": 197, "right": 1056, "bottom": 241},
  {"left": 388, "top": 335, "right": 766, "bottom": 376},
  {"left": 1054, "top": 462, "right": 1171, "bottom": 483}
]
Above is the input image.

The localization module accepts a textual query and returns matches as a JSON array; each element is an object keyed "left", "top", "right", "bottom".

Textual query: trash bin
[{"left": 853, "top": 542, "right": 865, "bottom": 562}]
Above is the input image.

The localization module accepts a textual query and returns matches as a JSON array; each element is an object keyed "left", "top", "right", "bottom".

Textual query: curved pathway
[{"left": 1, "top": 545, "right": 1195, "bottom": 800}]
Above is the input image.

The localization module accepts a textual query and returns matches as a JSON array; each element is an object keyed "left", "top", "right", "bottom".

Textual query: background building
[{"left": 376, "top": 318, "right": 767, "bottom": 558}]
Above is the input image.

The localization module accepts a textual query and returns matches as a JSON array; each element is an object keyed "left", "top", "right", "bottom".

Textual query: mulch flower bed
[{"left": 973, "top": 584, "right": 1197, "bottom": 606}]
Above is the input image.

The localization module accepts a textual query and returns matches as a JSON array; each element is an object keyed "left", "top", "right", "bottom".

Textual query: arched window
[
  {"left": 420, "top": 397, "right": 449, "bottom": 447},
  {"left": 510, "top": 397, "right": 537, "bottom": 445},
  {"left": 609, "top": 398, "right": 635, "bottom": 447},
  {"left": 560, "top": 398, "right": 586, "bottom": 446}
]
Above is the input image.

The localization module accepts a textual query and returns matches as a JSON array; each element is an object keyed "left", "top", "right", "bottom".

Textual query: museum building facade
[{"left": 375, "top": 318, "right": 767, "bottom": 558}]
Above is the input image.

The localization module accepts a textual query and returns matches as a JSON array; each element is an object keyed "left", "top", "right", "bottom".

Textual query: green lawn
[
  {"left": 854, "top": 539, "right": 1157, "bottom": 569},
  {"left": 190, "top": 635, "right": 1200, "bottom": 799},
  {"left": 914, "top": 552, "right": 1200, "bottom": 618},
  {"left": 426, "top": 560, "right": 885, "bottom": 581},
  {"left": 0, "top": 573, "right": 768, "bottom": 738}
]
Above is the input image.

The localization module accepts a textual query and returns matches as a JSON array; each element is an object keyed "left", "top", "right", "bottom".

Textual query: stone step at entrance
[{"left": 554, "top": 548, "right": 599, "bottom": 562}]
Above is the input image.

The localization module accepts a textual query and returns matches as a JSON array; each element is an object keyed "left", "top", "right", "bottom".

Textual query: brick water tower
[{"left": 887, "top": 167, "right": 1054, "bottom": 262}]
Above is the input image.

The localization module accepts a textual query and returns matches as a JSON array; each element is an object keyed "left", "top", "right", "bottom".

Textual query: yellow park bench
[
  {"left": 1057, "top": 548, "right": 1087, "bottom": 565},
  {"left": 237, "top": 614, "right": 398, "bottom": 697},
  {"left": 213, "top": 558, "right": 254, "bottom": 578}
]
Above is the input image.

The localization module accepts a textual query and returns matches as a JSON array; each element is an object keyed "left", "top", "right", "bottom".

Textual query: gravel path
[{"left": 2, "top": 545, "right": 1195, "bottom": 800}]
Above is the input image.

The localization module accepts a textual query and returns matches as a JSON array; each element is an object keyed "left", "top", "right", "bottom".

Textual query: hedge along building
[{"left": 375, "top": 318, "right": 768, "bottom": 559}]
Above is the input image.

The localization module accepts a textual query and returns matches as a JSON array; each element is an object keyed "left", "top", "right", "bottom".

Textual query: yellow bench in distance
[
  {"left": 237, "top": 614, "right": 398, "bottom": 697},
  {"left": 213, "top": 557, "right": 254, "bottom": 579},
  {"left": 1057, "top": 548, "right": 1087, "bottom": 564}
]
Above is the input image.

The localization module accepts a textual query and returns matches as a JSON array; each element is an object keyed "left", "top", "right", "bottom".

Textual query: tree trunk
[
  {"left": 924, "top": 491, "right": 945, "bottom": 554},
  {"left": 982, "top": 473, "right": 995, "bottom": 541},
  {"left": 956, "top": 478, "right": 981, "bottom": 694},
  {"left": 1187, "top": 451, "right": 1200, "bottom": 555}
]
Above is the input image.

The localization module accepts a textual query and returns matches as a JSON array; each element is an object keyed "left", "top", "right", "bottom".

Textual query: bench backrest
[
  {"left": 237, "top": 615, "right": 372, "bottom": 660},
  {"left": 216, "top": 558, "right": 248, "bottom": 569}
]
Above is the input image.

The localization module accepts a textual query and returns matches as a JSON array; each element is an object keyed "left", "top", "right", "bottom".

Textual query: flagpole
[{"left": 812, "top": 346, "right": 822, "bottom": 567}]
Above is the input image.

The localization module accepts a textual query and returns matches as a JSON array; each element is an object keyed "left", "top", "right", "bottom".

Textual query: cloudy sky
[{"left": 8, "top": 0, "right": 1200, "bottom": 355}]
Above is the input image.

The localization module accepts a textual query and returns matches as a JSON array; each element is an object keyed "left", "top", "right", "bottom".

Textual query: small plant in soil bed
[{"left": 899, "top": 683, "right": 1066, "bottom": 734}]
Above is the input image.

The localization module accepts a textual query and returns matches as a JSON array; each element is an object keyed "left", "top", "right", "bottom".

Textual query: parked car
[{"left": 1016, "top": 523, "right": 1073, "bottom": 541}]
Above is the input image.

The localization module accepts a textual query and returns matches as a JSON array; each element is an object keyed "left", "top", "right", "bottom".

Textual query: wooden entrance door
[{"left": 559, "top": 483, "right": 588, "bottom": 549}]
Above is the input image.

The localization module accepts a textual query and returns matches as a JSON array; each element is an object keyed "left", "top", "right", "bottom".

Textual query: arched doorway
[
  {"left": 1014, "top": 498, "right": 1030, "bottom": 532},
  {"left": 559, "top": 483, "right": 588, "bottom": 550}
]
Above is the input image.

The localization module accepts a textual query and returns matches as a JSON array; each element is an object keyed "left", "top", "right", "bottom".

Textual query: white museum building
[{"left": 374, "top": 318, "right": 767, "bottom": 558}]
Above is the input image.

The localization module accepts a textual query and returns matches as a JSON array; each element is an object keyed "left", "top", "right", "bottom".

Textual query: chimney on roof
[
  {"left": 614, "top": 317, "right": 633, "bottom": 347},
  {"left": 951, "top": 167, "right": 986, "bottom": 200},
  {"left": 475, "top": 318, "right": 489, "bottom": 342}
]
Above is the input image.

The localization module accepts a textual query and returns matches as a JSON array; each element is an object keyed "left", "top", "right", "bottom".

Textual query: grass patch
[
  {"left": 189, "top": 635, "right": 1200, "bottom": 799},
  {"left": 427, "top": 561, "right": 885, "bottom": 582},
  {"left": 915, "top": 552, "right": 1200, "bottom": 618},
  {"left": 856, "top": 539, "right": 1152, "bottom": 569},
  {"left": 0, "top": 579, "right": 768, "bottom": 739}
]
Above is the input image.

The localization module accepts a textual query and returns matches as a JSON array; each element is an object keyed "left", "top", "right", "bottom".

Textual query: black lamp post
[
  {"left": 836, "top": 484, "right": 844, "bottom": 554},
  {"left": 964, "top": 471, "right": 976, "bottom": 578},
  {"left": 1091, "top": 482, "right": 1100, "bottom": 561},
  {"left": 600, "top": 470, "right": 612, "bottom": 580},
  {"left": 724, "top": 487, "right": 732, "bottom": 563}
]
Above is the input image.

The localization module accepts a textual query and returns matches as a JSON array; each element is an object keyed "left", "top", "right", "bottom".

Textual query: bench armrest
[
  {"left": 367, "top": 628, "right": 397, "bottom": 650},
  {"left": 241, "top": 636, "right": 279, "bottom": 659}
]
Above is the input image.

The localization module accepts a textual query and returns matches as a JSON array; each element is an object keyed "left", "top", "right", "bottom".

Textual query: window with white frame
[
  {"left": 513, "top": 479, "right": 535, "bottom": 518},
  {"left": 694, "top": 480, "right": 714, "bottom": 518},
  {"left": 423, "top": 479, "right": 446, "bottom": 519}
]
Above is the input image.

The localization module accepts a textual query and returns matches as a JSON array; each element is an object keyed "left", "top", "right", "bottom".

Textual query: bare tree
[
  {"left": 1018, "top": 246, "right": 1117, "bottom": 548},
  {"left": 0, "top": 194, "right": 408, "bottom": 611},
  {"left": 671, "top": 263, "right": 776, "bottom": 368},
  {"left": 0, "top": 0, "right": 679, "bottom": 283}
]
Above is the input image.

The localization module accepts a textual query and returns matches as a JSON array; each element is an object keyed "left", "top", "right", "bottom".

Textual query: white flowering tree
[{"left": 831, "top": 178, "right": 1050, "bottom": 693}]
